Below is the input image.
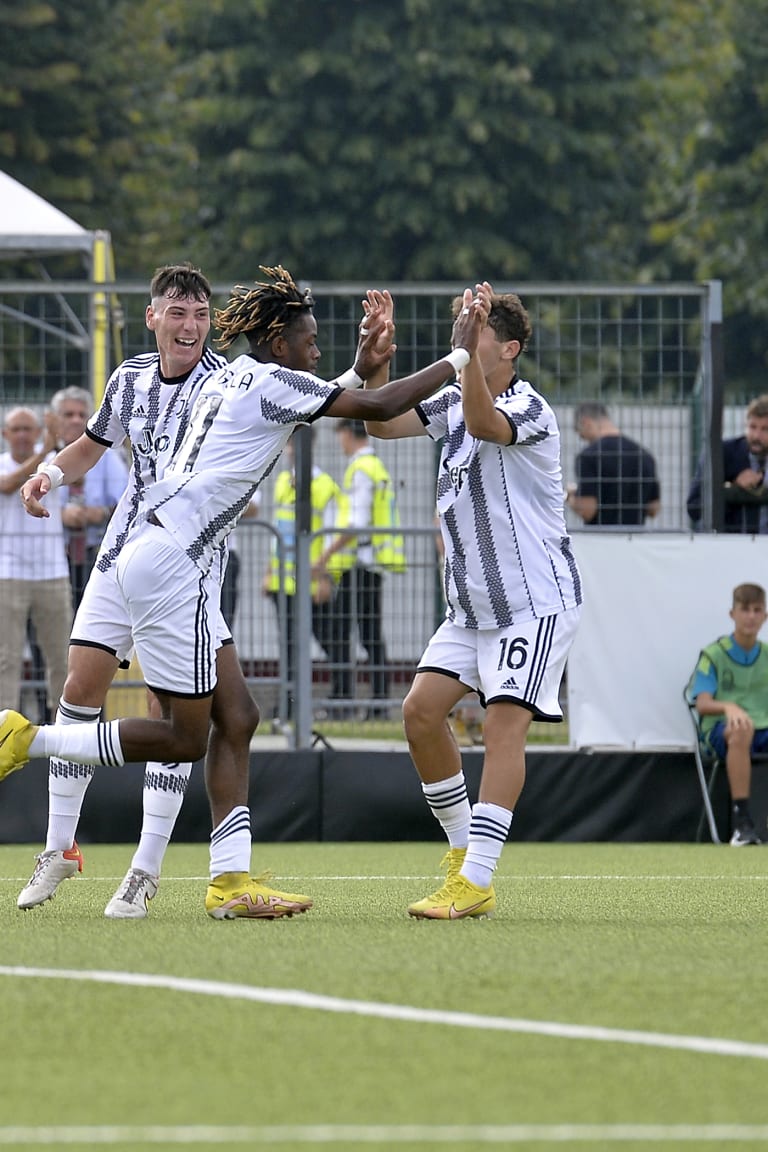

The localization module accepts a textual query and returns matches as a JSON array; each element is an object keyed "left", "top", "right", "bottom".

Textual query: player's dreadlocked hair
[{"left": 214, "top": 265, "right": 315, "bottom": 350}]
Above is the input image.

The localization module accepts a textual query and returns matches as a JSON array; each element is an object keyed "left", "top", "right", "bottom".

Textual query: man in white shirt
[
  {"left": 51, "top": 386, "right": 129, "bottom": 610},
  {"left": 366, "top": 284, "right": 583, "bottom": 919},
  {"left": 0, "top": 407, "right": 71, "bottom": 722}
]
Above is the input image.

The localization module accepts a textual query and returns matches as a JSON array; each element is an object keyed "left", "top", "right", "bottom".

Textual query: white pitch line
[
  {"left": 2, "top": 1124, "right": 768, "bottom": 1144},
  {"left": 5, "top": 874, "right": 768, "bottom": 883},
  {"left": 2, "top": 967, "right": 768, "bottom": 1062}
]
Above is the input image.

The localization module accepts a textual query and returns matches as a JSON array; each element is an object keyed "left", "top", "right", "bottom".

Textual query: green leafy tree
[
  {"left": 643, "top": 0, "right": 768, "bottom": 394},
  {"left": 173, "top": 0, "right": 662, "bottom": 283}
]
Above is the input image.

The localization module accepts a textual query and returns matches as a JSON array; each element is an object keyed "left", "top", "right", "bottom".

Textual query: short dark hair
[
  {"left": 150, "top": 262, "right": 212, "bottom": 303},
  {"left": 336, "top": 419, "right": 368, "bottom": 439},
  {"left": 575, "top": 402, "right": 609, "bottom": 423}
]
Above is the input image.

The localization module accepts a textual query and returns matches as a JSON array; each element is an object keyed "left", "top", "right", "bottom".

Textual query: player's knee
[
  {"left": 402, "top": 691, "right": 438, "bottom": 743},
  {"left": 212, "top": 690, "right": 260, "bottom": 743},
  {"left": 170, "top": 730, "right": 209, "bottom": 762}
]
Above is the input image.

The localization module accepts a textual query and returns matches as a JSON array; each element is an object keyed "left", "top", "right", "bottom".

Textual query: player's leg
[
  {"left": 203, "top": 637, "right": 312, "bottom": 920},
  {"left": 402, "top": 644, "right": 478, "bottom": 918},
  {"left": 105, "top": 688, "right": 194, "bottom": 919},
  {"left": 6, "top": 527, "right": 216, "bottom": 775},
  {"left": 16, "top": 552, "right": 146, "bottom": 909}
]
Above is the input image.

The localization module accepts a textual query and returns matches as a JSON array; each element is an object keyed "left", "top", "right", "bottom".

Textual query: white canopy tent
[{"left": 0, "top": 169, "right": 118, "bottom": 399}]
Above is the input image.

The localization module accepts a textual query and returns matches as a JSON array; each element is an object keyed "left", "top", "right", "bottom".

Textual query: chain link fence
[{"left": 1, "top": 279, "right": 723, "bottom": 744}]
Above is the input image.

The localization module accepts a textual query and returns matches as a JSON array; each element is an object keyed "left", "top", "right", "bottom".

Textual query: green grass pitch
[{"left": 1, "top": 841, "right": 767, "bottom": 1151}]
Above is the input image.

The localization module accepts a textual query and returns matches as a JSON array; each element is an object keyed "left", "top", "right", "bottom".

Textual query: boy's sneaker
[
  {"left": 730, "top": 820, "right": 764, "bottom": 846},
  {"left": 17, "top": 842, "right": 84, "bottom": 909},
  {"left": 0, "top": 709, "right": 38, "bottom": 780},
  {"left": 408, "top": 873, "right": 496, "bottom": 920},
  {"left": 205, "top": 871, "right": 313, "bottom": 919},
  {"left": 104, "top": 869, "right": 159, "bottom": 919}
]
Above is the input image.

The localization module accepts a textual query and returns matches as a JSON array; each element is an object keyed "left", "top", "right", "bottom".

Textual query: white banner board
[{"left": 567, "top": 533, "right": 768, "bottom": 749}]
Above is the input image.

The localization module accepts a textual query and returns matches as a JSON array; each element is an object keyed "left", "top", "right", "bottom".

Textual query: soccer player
[
  {"left": 13, "top": 263, "right": 277, "bottom": 920},
  {"left": 365, "top": 284, "right": 583, "bottom": 919},
  {"left": 1, "top": 267, "right": 487, "bottom": 921}
]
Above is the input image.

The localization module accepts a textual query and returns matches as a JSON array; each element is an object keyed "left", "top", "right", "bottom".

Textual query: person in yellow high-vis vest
[
  {"left": 315, "top": 419, "right": 406, "bottom": 718},
  {"left": 263, "top": 433, "right": 348, "bottom": 715}
]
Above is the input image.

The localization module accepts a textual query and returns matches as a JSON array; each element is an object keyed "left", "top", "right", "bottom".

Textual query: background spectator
[
  {"left": 263, "top": 432, "right": 346, "bottom": 719},
  {"left": 688, "top": 582, "right": 768, "bottom": 846},
  {"left": 51, "top": 386, "right": 129, "bottom": 610},
  {"left": 687, "top": 394, "right": 768, "bottom": 533},
  {"left": 567, "top": 401, "right": 660, "bottom": 527},
  {"left": 316, "top": 419, "right": 406, "bottom": 719},
  {"left": 0, "top": 406, "right": 72, "bottom": 719}
]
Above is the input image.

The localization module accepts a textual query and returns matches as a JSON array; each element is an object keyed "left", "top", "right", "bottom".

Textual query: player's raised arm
[{"left": 330, "top": 287, "right": 484, "bottom": 430}]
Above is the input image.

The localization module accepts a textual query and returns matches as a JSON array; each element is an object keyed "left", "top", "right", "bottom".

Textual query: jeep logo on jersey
[
  {"left": 448, "top": 463, "right": 469, "bottom": 494},
  {"left": 136, "top": 428, "right": 171, "bottom": 457}
]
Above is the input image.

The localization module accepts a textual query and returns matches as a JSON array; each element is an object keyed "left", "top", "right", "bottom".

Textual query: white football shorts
[
  {"left": 417, "top": 607, "right": 581, "bottom": 720},
  {"left": 72, "top": 524, "right": 229, "bottom": 696}
]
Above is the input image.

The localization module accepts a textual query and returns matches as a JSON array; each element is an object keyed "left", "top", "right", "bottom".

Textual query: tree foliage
[{"left": 2, "top": 0, "right": 768, "bottom": 389}]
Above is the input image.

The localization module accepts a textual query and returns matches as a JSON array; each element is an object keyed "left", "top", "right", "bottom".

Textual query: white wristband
[
  {"left": 444, "top": 347, "right": 471, "bottom": 373},
  {"left": 336, "top": 368, "right": 365, "bottom": 390},
  {"left": 36, "top": 462, "right": 64, "bottom": 489}
]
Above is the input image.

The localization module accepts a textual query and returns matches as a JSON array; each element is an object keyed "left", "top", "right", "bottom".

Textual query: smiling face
[{"left": 146, "top": 291, "right": 212, "bottom": 378}]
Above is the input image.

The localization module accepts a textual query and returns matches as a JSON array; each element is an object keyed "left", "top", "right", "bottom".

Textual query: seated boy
[{"left": 689, "top": 582, "right": 768, "bottom": 845}]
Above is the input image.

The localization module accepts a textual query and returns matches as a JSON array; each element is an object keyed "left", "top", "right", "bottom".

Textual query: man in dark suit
[{"left": 687, "top": 395, "right": 768, "bottom": 533}]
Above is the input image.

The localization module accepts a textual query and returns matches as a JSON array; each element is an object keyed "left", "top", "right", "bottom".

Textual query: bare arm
[
  {"left": 461, "top": 282, "right": 513, "bottom": 444},
  {"left": 566, "top": 489, "right": 599, "bottom": 524},
  {"left": 695, "top": 691, "right": 753, "bottom": 731},
  {"left": 20, "top": 433, "right": 108, "bottom": 518}
]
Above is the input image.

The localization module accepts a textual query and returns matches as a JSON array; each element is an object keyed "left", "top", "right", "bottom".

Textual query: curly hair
[
  {"left": 451, "top": 290, "right": 532, "bottom": 353},
  {"left": 214, "top": 265, "right": 315, "bottom": 350}
]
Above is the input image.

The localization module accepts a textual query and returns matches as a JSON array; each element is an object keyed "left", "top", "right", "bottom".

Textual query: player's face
[
  {"left": 473, "top": 324, "right": 519, "bottom": 382},
  {"left": 146, "top": 292, "right": 211, "bottom": 377},
  {"left": 281, "top": 313, "right": 321, "bottom": 374}
]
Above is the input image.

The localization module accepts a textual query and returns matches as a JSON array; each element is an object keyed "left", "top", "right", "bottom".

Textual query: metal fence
[{"left": 1, "top": 278, "right": 724, "bottom": 744}]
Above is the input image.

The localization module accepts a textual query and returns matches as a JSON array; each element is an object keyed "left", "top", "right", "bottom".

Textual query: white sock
[
  {"left": 30, "top": 719, "right": 125, "bottom": 767},
  {"left": 130, "top": 760, "right": 193, "bottom": 877},
  {"left": 462, "top": 801, "right": 512, "bottom": 889},
  {"left": 209, "top": 805, "right": 252, "bottom": 879},
  {"left": 421, "top": 772, "right": 471, "bottom": 848},
  {"left": 44, "top": 700, "right": 100, "bottom": 853}
]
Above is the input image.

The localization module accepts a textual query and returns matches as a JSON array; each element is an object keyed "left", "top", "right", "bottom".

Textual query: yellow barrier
[{"left": 104, "top": 657, "right": 147, "bottom": 720}]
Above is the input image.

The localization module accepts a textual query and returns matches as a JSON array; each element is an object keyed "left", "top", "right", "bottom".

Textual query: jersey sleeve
[
  {"left": 263, "top": 366, "right": 342, "bottom": 424},
  {"left": 86, "top": 369, "right": 126, "bottom": 448},
  {"left": 417, "top": 383, "right": 459, "bottom": 441}
]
